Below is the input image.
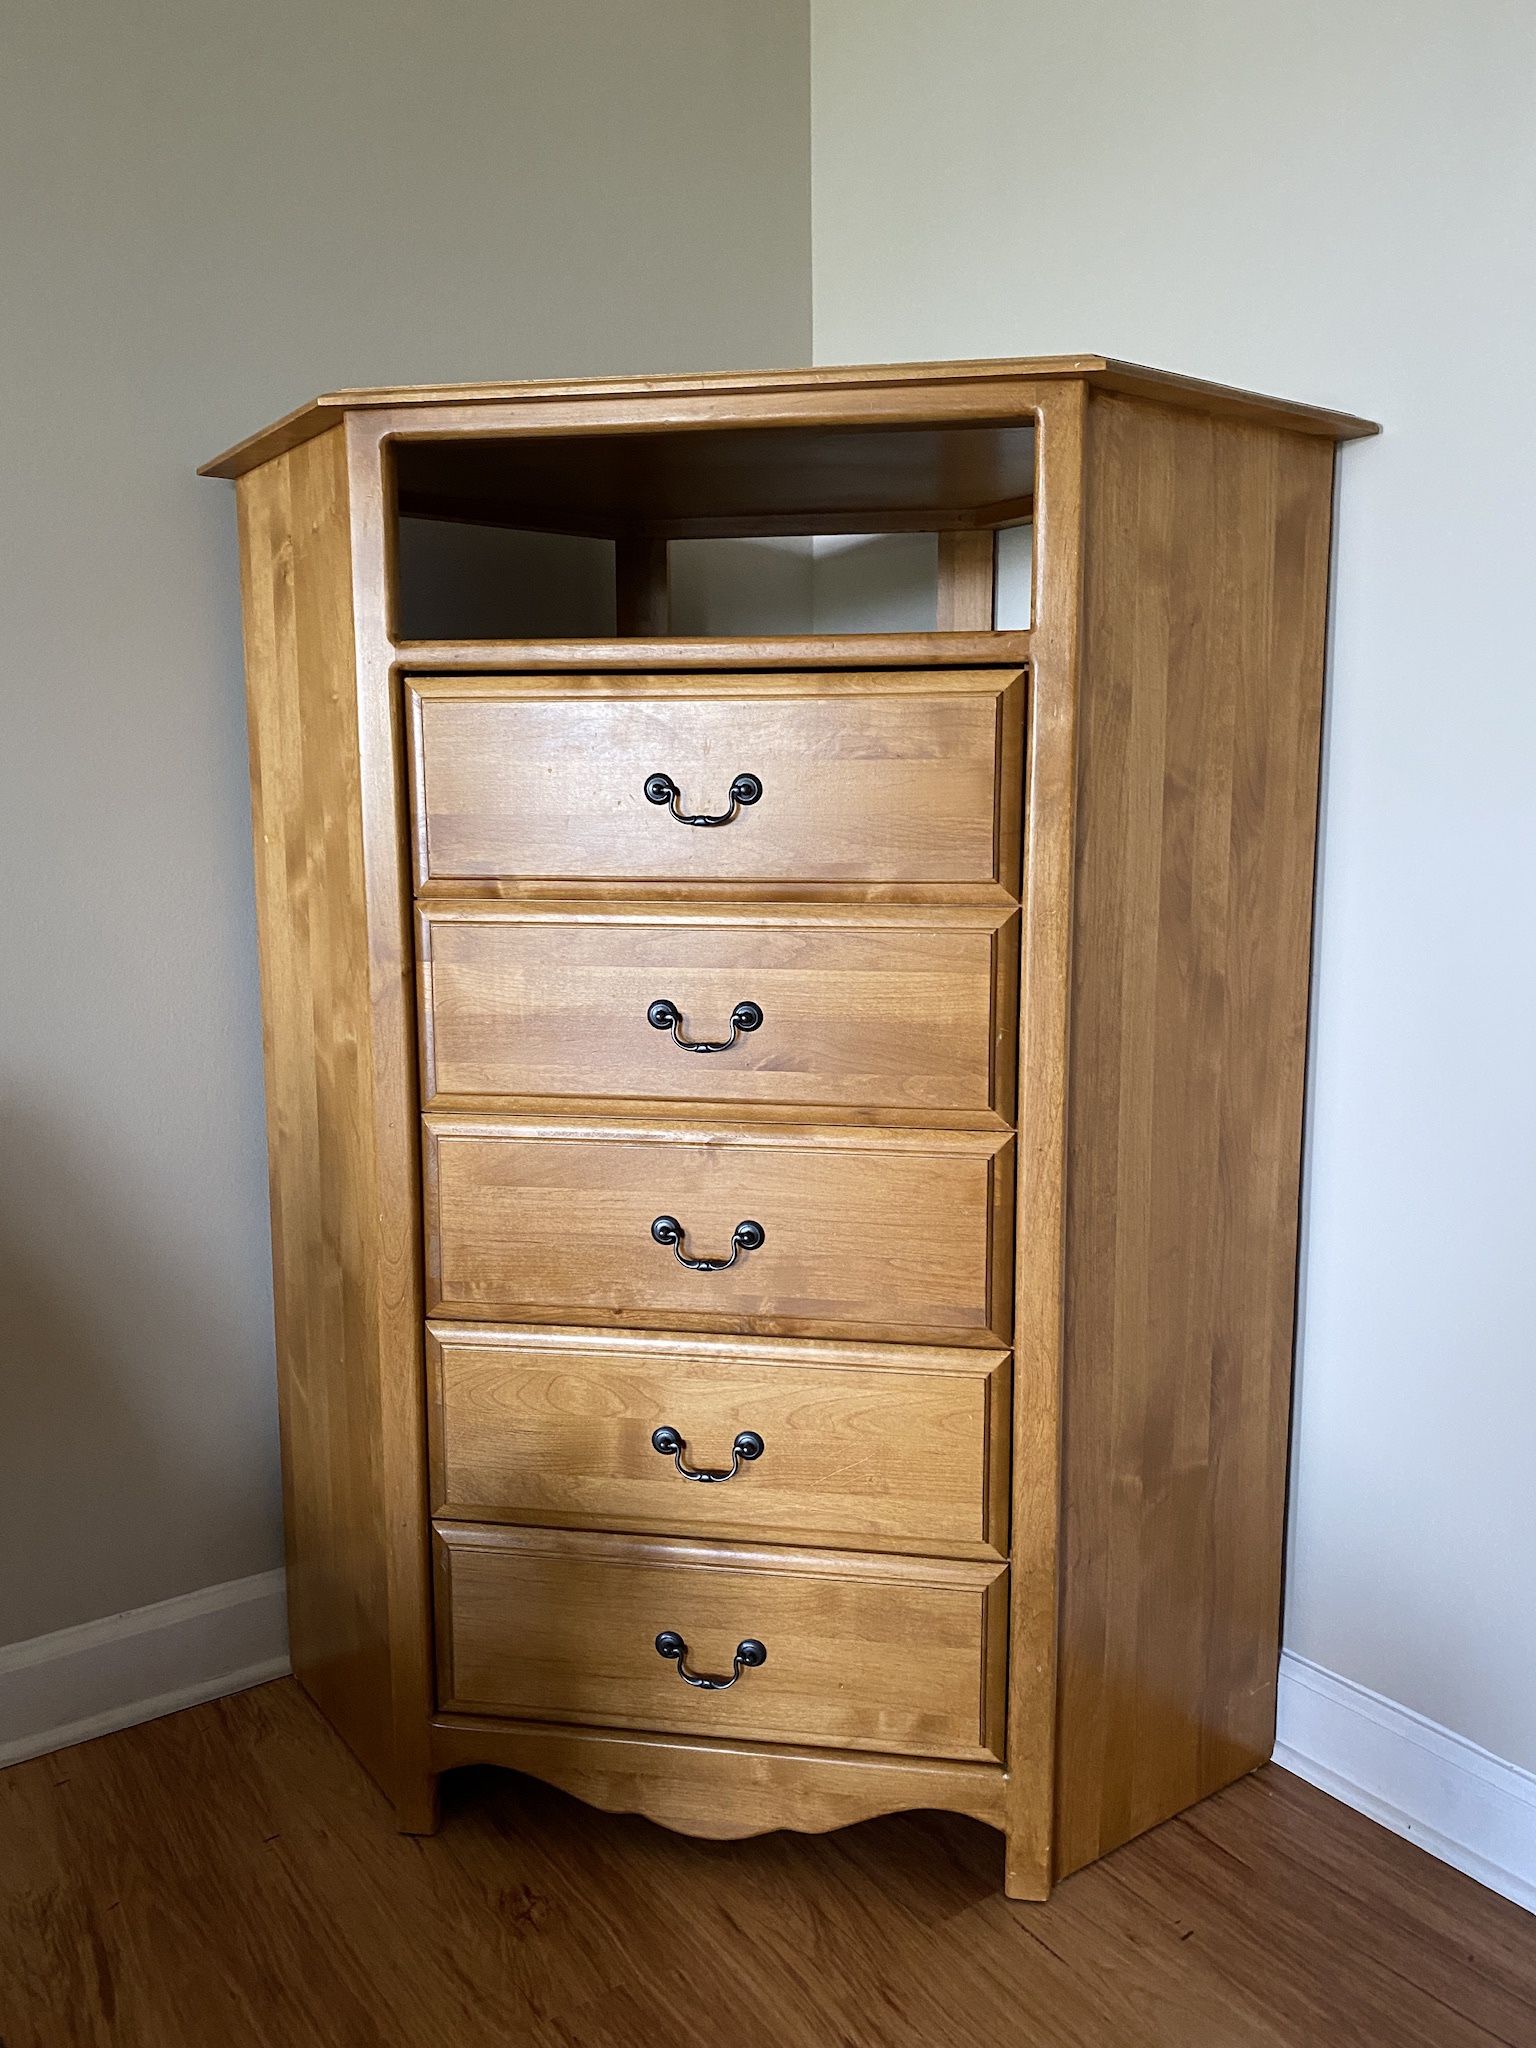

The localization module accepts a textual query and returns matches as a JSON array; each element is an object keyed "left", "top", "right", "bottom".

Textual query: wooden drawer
[
  {"left": 435, "top": 1524, "right": 1007, "bottom": 1761},
  {"left": 429, "top": 1324, "right": 1011, "bottom": 1557},
  {"left": 418, "top": 903, "right": 1017, "bottom": 1119},
  {"left": 423, "top": 1117, "right": 1013, "bottom": 1345},
  {"left": 407, "top": 670, "right": 1024, "bottom": 892}
]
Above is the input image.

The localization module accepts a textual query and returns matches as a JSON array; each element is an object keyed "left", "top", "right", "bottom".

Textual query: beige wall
[
  {"left": 811, "top": 0, "right": 1536, "bottom": 1771},
  {"left": 0, "top": 0, "right": 810, "bottom": 1646}
]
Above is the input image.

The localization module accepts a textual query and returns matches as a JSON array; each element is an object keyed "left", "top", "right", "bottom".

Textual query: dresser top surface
[{"left": 200, "top": 355, "right": 1377, "bottom": 480}]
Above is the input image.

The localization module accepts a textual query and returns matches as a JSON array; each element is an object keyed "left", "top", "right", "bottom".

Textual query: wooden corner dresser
[{"left": 201, "top": 357, "right": 1375, "bottom": 1898}]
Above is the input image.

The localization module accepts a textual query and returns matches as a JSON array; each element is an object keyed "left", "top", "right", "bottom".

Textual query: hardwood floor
[{"left": 0, "top": 1680, "right": 1530, "bottom": 2048}]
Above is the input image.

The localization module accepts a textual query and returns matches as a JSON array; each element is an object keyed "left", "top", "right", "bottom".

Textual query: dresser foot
[
  {"left": 1003, "top": 1833, "right": 1051, "bottom": 1903},
  {"left": 393, "top": 1773, "right": 441, "bottom": 1836}
]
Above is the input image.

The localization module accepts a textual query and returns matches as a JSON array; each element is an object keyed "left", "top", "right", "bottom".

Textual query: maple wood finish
[
  {"left": 417, "top": 903, "right": 1017, "bottom": 1120},
  {"left": 407, "top": 669, "right": 1024, "bottom": 893},
  {"left": 937, "top": 529, "right": 998, "bottom": 630},
  {"left": 429, "top": 1324, "right": 1011, "bottom": 1555},
  {"left": 432, "top": 1715, "right": 1008, "bottom": 1839},
  {"left": 437, "top": 1524, "right": 1008, "bottom": 1760},
  {"left": 390, "top": 417, "right": 1038, "bottom": 538},
  {"left": 1053, "top": 396, "right": 1342, "bottom": 1878},
  {"left": 201, "top": 354, "right": 1375, "bottom": 480},
  {"left": 401, "top": 630, "right": 1031, "bottom": 671},
  {"left": 208, "top": 354, "right": 1373, "bottom": 1898},
  {"left": 424, "top": 1117, "right": 1013, "bottom": 1343},
  {"left": 234, "top": 429, "right": 433, "bottom": 1830}
]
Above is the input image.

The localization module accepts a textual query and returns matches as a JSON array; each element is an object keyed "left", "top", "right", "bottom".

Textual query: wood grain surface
[
  {"left": 389, "top": 417, "right": 1036, "bottom": 538},
  {"left": 435, "top": 1524, "right": 1007, "bottom": 1761},
  {"left": 936, "top": 530, "right": 998, "bottom": 629},
  {"left": 200, "top": 352, "right": 1376, "bottom": 477},
  {"left": 407, "top": 670, "right": 1024, "bottom": 891},
  {"left": 1053, "top": 393, "right": 1339, "bottom": 1876},
  {"left": 428, "top": 1323, "right": 1010, "bottom": 1556},
  {"left": 1003, "top": 380, "right": 1088, "bottom": 1896},
  {"left": 397, "top": 630, "right": 1031, "bottom": 671},
  {"left": 430, "top": 1713, "right": 1007, "bottom": 1836},
  {"left": 417, "top": 901, "right": 1017, "bottom": 1118},
  {"left": 423, "top": 1116, "right": 1014, "bottom": 1344},
  {"left": 234, "top": 426, "right": 432, "bottom": 1822}
]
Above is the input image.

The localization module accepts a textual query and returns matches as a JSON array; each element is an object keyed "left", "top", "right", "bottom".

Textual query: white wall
[
  {"left": 0, "top": 0, "right": 810, "bottom": 1648},
  {"left": 811, "top": 0, "right": 1536, "bottom": 1772}
]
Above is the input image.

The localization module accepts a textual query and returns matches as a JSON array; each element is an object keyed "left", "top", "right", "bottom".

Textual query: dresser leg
[
  {"left": 1003, "top": 1831, "right": 1051, "bottom": 1903},
  {"left": 393, "top": 1772, "right": 441, "bottom": 1836}
]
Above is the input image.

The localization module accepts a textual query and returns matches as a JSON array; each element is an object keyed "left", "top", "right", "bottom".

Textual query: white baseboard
[
  {"left": 0, "top": 1569, "right": 291, "bottom": 1770},
  {"left": 1274, "top": 1649, "right": 1536, "bottom": 1915},
  {"left": 5, "top": 1586, "right": 1531, "bottom": 1917}
]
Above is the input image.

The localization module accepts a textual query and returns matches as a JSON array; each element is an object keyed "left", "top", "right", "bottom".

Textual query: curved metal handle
[
  {"left": 651, "top": 1425, "right": 764, "bottom": 1482},
  {"left": 644, "top": 771, "right": 762, "bottom": 827},
  {"left": 647, "top": 998, "right": 763, "bottom": 1053},
  {"left": 650, "top": 1216, "right": 764, "bottom": 1272},
  {"left": 654, "top": 1631, "right": 767, "bottom": 1690}
]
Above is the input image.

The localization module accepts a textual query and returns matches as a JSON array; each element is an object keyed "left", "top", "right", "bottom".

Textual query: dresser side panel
[
  {"left": 236, "top": 428, "right": 396, "bottom": 1792},
  {"left": 1055, "top": 395, "right": 1336, "bottom": 1873},
  {"left": 1003, "top": 382, "right": 1088, "bottom": 1900}
]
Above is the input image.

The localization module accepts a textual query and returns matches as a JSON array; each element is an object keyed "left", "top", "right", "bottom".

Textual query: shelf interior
[
  {"left": 390, "top": 417, "right": 1036, "bottom": 644},
  {"left": 393, "top": 419, "right": 1035, "bottom": 540}
]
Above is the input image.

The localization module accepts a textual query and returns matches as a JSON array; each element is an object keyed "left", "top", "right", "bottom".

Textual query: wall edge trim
[
  {"left": 0, "top": 1569, "right": 291, "bottom": 1769},
  {"left": 1274, "top": 1649, "right": 1535, "bottom": 1916}
]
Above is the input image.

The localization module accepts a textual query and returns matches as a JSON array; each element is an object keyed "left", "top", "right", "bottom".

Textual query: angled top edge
[{"left": 198, "top": 354, "right": 1378, "bottom": 478}]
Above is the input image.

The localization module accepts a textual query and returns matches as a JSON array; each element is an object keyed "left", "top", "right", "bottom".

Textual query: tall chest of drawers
[{"left": 203, "top": 357, "right": 1375, "bottom": 1897}]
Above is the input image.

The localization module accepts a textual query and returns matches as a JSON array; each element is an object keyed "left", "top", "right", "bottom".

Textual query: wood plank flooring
[{"left": 0, "top": 1679, "right": 1530, "bottom": 2047}]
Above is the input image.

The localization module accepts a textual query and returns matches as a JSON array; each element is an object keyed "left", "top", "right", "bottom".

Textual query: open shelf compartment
[{"left": 389, "top": 416, "right": 1036, "bottom": 645}]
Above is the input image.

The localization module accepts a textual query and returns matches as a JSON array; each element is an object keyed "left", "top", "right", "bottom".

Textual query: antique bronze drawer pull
[
  {"left": 643, "top": 770, "right": 762, "bottom": 826},
  {"left": 646, "top": 997, "right": 763, "bottom": 1052},
  {"left": 650, "top": 1215, "right": 765, "bottom": 1272},
  {"left": 650, "top": 1424, "right": 764, "bottom": 1482},
  {"left": 654, "top": 1631, "right": 767, "bottom": 1691}
]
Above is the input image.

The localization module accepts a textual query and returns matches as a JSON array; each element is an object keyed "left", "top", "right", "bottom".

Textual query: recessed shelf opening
[{"left": 389, "top": 419, "right": 1035, "bottom": 643}]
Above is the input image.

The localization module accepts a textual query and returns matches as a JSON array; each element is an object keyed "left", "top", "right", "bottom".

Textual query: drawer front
[
  {"left": 436, "top": 1525, "right": 1007, "bottom": 1761},
  {"left": 419, "top": 905, "right": 1016, "bottom": 1118},
  {"left": 429, "top": 1326, "right": 1010, "bottom": 1556},
  {"left": 424, "top": 1119, "right": 1013, "bottom": 1345},
  {"left": 407, "top": 670, "right": 1024, "bottom": 890}
]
